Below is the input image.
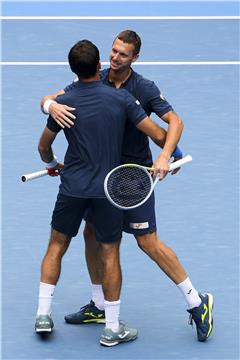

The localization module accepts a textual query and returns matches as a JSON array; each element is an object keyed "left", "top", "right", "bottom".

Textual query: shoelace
[
  {"left": 79, "top": 301, "right": 94, "bottom": 312},
  {"left": 119, "top": 320, "right": 127, "bottom": 328}
]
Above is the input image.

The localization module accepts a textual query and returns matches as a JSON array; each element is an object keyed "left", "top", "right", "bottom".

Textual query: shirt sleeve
[
  {"left": 125, "top": 92, "right": 147, "bottom": 125},
  {"left": 46, "top": 115, "right": 62, "bottom": 133},
  {"left": 141, "top": 80, "right": 173, "bottom": 117}
]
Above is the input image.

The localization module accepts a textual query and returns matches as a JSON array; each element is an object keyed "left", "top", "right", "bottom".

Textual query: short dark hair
[
  {"left": 116, "top": 30, "right": 141, "bottom": 55},
  {"left": 68, "top": 40, "right": 100, "bottom": 79}
]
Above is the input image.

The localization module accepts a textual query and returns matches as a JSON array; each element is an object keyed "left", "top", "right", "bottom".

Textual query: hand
[
  {"left": 49, "top": 103, "right": 76, "bottom": 129},
  {"left": 153, "top": 155, "right": 170, "bottom": 181},
  {"left": 170, "top": 156, "right": 182, "bottom": 175},
  {"left": 47, "top": 162, "right": 64, "bottom": 177}
]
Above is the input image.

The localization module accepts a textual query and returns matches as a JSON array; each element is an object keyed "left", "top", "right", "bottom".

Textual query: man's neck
[
  {"left": 79, "top": 73, "right": 101, "bottom": 83},
  {"left": 109, "top": 68, "right": 132, "bottom": 88}
]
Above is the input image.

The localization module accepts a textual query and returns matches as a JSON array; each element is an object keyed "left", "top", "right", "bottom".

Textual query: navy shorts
[
  {"left": 84, "top": 193, "right": 156, "bottom": 236},
  {"left": 123, "top": 192, "right": 157, "bottom": 235},
  {"left": 51, "top": 193, "right": 123, "bottom": 243}
]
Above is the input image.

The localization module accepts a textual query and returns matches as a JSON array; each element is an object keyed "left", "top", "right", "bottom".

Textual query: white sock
[
  {"left": 37, "top": 282, "right": 55, "bottom": 316},
  {"left": 177, "top": 277, "right": 201, "bottom": 309},
  {"left": 91, "top": 284, "right": 104, "bottom": 310},
  {"left": 104, "top": 299, "right": 120, "bottom": 331}
]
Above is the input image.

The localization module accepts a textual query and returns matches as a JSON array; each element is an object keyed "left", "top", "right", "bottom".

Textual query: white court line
[
  {"left": 2, "top": 15, "right": 238, "bottom": 66},
  {"left": 1, "top": 16, "right": 239, "bottom": 20},
  {"left": 1, "top": 61, "right": 239, "bottom": 66}
]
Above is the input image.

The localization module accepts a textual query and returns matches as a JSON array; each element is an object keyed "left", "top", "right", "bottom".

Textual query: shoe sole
[
  {"left": 100, "top": 334, "right": 138, "bottom": 347},
  {"left": 35, "top": 328, "right": 53, "bottom": 333}
]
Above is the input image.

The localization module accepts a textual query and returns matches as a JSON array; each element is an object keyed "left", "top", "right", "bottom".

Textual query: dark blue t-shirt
[
  {"left": 47, "top": 81, "right": 146, "bottom": 198},
  {"left": 65, "top": 68, "right": 173, "bottom": 166}
]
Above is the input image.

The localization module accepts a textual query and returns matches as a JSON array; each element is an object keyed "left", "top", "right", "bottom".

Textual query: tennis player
[
  {"left": 41, "top": 30, "right": 213, "bottom": 342},
  {"left": 35, "top": 39, "right": 174, "bottom": 346}
]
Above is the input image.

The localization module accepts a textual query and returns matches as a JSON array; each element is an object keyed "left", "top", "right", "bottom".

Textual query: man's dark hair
[
  {"left": 116, "top": 30, "right": 142, "bottom": 55},
  {"left": 68, "top": 40, "right": 100, "bottom": 79}
]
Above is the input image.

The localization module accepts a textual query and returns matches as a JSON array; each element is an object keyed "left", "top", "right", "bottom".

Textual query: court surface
[{"left": 1, "top": 1, "right": 239, "bottom": 359}]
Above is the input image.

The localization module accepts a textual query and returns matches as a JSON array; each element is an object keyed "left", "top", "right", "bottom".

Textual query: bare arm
[
  {"left": 158, "top": 110, "right": 184, "bottom": 154},
  {"left": 149, "top": 110, "right": 184, "bottom": 174},
  {"left": 40, "top": 89, "right": 76, "bottom": 129},
  {"left": 136, "top": 116, "right": 172, "bottom": 179},
  {"left": 38, "top": 127, "right": 63, "bottom": 171},
  {"left": 40, "top": 89, "right": 65, "bottom": 109}
]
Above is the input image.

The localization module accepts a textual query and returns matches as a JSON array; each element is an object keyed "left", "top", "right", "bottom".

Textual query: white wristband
[
  {"left": 42, "top": 99, "right": 56, "bottom": 114},
  {"left": 45, "top": 155, "right": 58, "bottom": 169}
]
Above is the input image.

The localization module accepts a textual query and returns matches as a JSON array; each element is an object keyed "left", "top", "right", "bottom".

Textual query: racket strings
[{"left": 106, "top": 166, "right": 152, "bottom": 208}]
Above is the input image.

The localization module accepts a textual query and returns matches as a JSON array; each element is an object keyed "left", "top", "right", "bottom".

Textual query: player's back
[{"left": 55, "top": 80, "right": 145, "bottom": 198}]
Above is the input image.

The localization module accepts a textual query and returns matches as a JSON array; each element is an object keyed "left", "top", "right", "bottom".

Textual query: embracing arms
[{"left": 40, "top": 89, "right": 76, "bottom": 128}]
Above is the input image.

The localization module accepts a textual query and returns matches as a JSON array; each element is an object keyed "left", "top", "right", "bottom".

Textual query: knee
[
  {"left": 100, "top": 242, "right": 120, "bottom": 261},
  {"left": 47, "top": 229, "right": 70, "bottom": 257},
  {"left": 136, "top": 233, "right": 156, "bottom": 253},
  {"left": 136, "top": 233, "right": 168, "bottom": 258},
  {"left": 137, "top": 234, "right": 179, "bottom": 262}
]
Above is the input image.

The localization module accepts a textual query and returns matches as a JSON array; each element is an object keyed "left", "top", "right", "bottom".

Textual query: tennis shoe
[
  {"left": 64, "top": 300, "right": 105, "bottom": 324},
  {"left": 187, "top": 293, "right": 214, "bottom": 342},
  {"left": 100, "top": 323, "right": 138, "bottom": 347},
  {"left": 35, "top": 314, "right": 54, "bottom": 333}
]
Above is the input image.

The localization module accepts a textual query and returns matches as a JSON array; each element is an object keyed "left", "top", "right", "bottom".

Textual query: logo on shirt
[{"left": 135, "top": 100, "right": 140, "bottom": 105}]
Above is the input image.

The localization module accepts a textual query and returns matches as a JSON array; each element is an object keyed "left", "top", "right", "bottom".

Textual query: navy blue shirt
[
  {"left": 65, "top": 68, "right": 173, "bottom": 166},
  {"left": 47, "top": 81, "right": 146, "bottom": 198}
]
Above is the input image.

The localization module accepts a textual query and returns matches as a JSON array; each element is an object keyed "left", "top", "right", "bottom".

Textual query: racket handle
[
  {"left": 21, "top": 169, "right": 48, "bottom": 182},
  {"left": 169, "top": 154, "right": 192, "bottom": 171}
]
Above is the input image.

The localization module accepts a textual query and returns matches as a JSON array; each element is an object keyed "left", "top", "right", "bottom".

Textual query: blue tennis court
[{"left": 1, "top": 1, "right": 239, "bottom": 359}]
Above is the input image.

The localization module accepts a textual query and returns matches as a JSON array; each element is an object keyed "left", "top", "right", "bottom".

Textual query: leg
[
  {"left": 124, "top": 193, "right": 213, "bottom": 341},
  {"left": 83, "top": 221, "right": 102, "bottom": 285},
  {"left": 65, "top": 230, "right": 122, "bottom": 326},
  {"left": 41, "top": 228, "right": 71, "bottom": 284},
  {"left": 135, "top": 232, "right": 201, "bottom": 307},
  {"left": 64, "top": 221, "right": 105, "bottom": 325},
  {"left": 135, "top": 232, "right": 187, "bottom": 284},
  {"left": 35, "top": 228, "right": 71, "bottom": 333},
  {"left": 42, "top": 193, "right": 86, "bottom": 284},
  {"left": 99, "top": 240, "right": 122, "bottom": 301},
  {"left": 65, "top": 226, "right": 122, "bottom": 325},
  {"left": 36, "top": 193, "right": 86, "bottom": 332},
  {"left": 92, "top": 199, "right": 137, "bottom": 346},
  {"left": 135, "top": 233, "right": 213, "bottom": 342},
  {"left": 99, "top": 239, "right": 137, "bottom": 347}
]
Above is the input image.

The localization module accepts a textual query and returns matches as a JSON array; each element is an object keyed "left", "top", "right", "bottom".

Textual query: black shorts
[
  {"left": 51, "top": 193, "right": 123, "bottom": 243},
  {"left": 84, "top": 193, "right": 156, "bottom": 236}
]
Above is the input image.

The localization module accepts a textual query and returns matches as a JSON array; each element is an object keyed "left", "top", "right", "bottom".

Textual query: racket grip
[
  {"left": 169, "top": 155, "right": 192, "bottom": 171},
  {"left": 21, "top": 169, "right": 48, "bottom": 182}
]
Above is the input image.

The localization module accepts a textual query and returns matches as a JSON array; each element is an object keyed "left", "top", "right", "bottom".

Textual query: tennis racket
[
  {"left": 104, "top": 155, "right": 192, "bottom": 210},
  {"left": 21, "top": 168, "right": 61, "bottom": 182}
]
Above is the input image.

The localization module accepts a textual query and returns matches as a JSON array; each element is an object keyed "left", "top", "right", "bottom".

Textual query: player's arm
[
  {"left": 126, "top": 91, "right": 182, "bottom": 178},
  {"left": 136, "top": 116, "right": 172, "bottom": 180},
  {"left": 40, "top": 89, "right": 76, "bottom": 129},
  {"left": 145, "top": 82, "right": 184, "bottom": 171},
  {"left": 140, "top": 121, "right": 183, "bottom": 163},
  {"left": 152, "top": 110, "right": 184, "bottom": 174},
  {"left": 159, "top": 110, "right": 184, "bottom": 156},
  {"left": 38, "top": 127, "right": 63, "bottom": 173}
]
